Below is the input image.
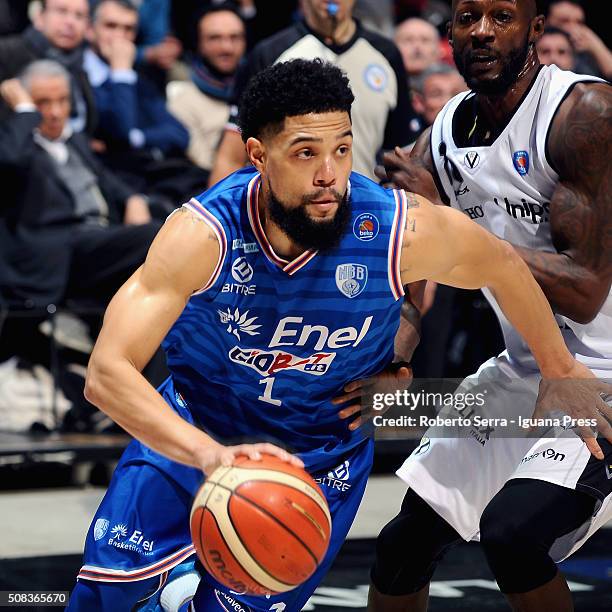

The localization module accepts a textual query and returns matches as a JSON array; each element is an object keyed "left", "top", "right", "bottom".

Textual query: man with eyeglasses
[
  {"left": 0, "top": 0, "right": 95, "bottom": 132},
  {"left": 84, "top": 0, "right": 209, "bottom": 212}
]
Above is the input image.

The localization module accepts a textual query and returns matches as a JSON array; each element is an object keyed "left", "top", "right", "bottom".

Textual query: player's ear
[
  {"left": 246, "top": 137, "right": 266, "bottom": 172},
  {"left": 446, "top": 20, "right": 453, "bottom": 47},
  {"left": 530, "top": 14, "right": 545, "bottom": 43}
]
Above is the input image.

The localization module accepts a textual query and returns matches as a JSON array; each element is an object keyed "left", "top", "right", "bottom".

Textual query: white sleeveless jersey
[{"left": 430, "top": 65, "right": 610, "bottom": 366}]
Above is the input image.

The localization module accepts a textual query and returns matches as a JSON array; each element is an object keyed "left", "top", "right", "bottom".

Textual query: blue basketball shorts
[{"left": 67, "top": 394, "right": 374, "bottom": 611}]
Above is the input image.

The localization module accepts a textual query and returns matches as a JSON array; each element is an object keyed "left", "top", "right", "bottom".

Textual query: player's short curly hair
[{"left": 237, "top": 59, "right": 354, "bottom": 143}]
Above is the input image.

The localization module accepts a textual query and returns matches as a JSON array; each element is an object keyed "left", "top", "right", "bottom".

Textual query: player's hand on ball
[
  {"left": 333, "top": 362, "right": 413, "bottom": 431},
  {"left": 533, "top": 362, "right": 612, "bottom": 460},
  {"left": 193, "top": 442, "right": 304, "bottom": 475}
]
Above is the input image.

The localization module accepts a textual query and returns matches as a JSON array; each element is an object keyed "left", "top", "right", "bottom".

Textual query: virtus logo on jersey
[{"left": 464, "top": 151, "right": 480, "bottom": 169}]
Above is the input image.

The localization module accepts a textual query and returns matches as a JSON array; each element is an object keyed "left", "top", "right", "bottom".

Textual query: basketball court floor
[{"left": 1, "top": 475, "right": 611, "bottom": 611}]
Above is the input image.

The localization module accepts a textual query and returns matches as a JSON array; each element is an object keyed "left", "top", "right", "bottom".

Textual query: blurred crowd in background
[{"left": 0, "top": 0, "right": 609, "bottom": 434}]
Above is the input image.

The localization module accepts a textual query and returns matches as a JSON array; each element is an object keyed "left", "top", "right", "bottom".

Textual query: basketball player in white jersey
[{"left": 362, "top": 1, "right": 612, "bottom": 610}]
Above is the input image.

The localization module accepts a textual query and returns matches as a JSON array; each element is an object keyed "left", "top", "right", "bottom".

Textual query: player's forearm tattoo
[{"left": 516, "top": 84, "right": 612, "bottom": 321}]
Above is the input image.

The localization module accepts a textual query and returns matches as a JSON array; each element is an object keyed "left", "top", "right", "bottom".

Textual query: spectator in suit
[
  {"left": 0, "top": 59, "right": 157, "bottom": 310},
  {"left": 167, "top": 4, "right": 246, "bottom": 172},
  {"left": 0, "top": 0, "right": 96, "bottom": 132},
  {"left": 85, "top": 0, "right": 208, "bottom": 207},
  {"left": 84, "top": 0, "right": 208, "bottom": 207}
]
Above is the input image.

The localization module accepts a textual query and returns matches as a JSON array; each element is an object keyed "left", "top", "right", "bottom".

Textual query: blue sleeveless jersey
[{"left": 162, "top": 167, "right": 407, "bottom": 460}]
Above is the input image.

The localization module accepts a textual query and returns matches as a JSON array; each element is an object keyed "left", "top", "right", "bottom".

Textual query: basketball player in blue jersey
[
  {"left": 68, "top": 58, "right": 608, "bottom": 611},
  {"left": 367, "top": 1, "right": 612, "bottom": 611}
]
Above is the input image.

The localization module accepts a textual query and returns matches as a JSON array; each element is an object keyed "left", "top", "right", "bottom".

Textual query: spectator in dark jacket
[
  {"left": 0, "top": 0, "right": 96, "bottom": 132},
  {"left": 84, "top": 0, "right": 208, "bottom": 206},
  {"left": 0, "top": 60, "right": 157, "bottom": 309}
]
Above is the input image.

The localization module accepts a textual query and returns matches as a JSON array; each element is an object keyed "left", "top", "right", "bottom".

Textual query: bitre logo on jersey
[
  {"left": 353, "top": 212, "right": 380, "bottom": 241},
  {"left": 315, "top": 460, "right": 351, "bottom": 491},
  {"left": 512, "top": 150, "right": 529, "bottom": 176},
  {"left": 336, "top": 263, "right": 368, "bottom": 298},
  {"left": 231, "top": 257, "right": 254, "bottom": 283},
  {"left": 328, "top": 460, "right": 350, "bottom": 481}
]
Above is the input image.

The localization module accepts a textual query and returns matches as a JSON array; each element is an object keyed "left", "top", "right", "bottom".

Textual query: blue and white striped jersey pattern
[{"left": 162, "top": 167, "right": 407, "bottom": 460}]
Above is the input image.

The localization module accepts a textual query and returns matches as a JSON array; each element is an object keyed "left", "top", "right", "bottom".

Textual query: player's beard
[
  {"left": 454, "top": 34, "right": 531, "bottom": 96},
  {"left": 267, "top": 185, "right": 351, "bottom": 251}
]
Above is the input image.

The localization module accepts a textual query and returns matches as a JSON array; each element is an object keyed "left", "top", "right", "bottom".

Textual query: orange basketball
[{"left": 190, "top": 454, "right": 332, "bottom": 596}]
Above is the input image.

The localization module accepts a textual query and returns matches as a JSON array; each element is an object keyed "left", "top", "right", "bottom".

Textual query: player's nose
[
  {"left": 314, "top": 157, "right": 336, "bottom": 187},
  {"left": 471, "top": 15, "right": 495, "bottom": 43}
]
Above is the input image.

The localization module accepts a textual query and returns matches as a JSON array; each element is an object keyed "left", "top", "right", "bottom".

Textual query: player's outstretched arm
[
  {"left": 513, "top": 82, "right": 612, "bottom": 324},
  {"left": 399, "top": 193, "right": 612, "bottom": 457},
  {"left": 85, "top": 208, "right": 302, "bottom": 473},
  {"left": 399, "top": 193, "right": 573, "bottom": 375}
]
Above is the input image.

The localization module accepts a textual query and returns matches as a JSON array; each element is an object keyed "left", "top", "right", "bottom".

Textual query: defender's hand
[
  {"left": 376, "top": 147, "right": 442, "bottom": 205},
  {"left": 333, "top": 363, "right": 413, "bottom": 431},
  {"left": 193, "top": 442, "right": 304, "bottom": 475},
  {"left": 533, "top": 362, "right": 612, "bottom": 460}
]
